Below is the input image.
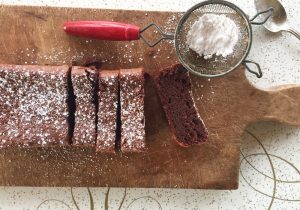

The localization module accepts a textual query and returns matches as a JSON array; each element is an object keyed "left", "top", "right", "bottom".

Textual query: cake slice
[
  {"left": 119, "top": 68, "right": 145, "bottom": 152},
  {"left": 71, "top": 66, "right": 98, "bottom": 146},
  {"left": 0, "top": 65, "right": 69, "bottom": 148},
  {"left": 97, "top": 70, "right": 119, "bottom": 152},
  {"left": 155, "top": 64, "right": 208, "bottom": 147}
]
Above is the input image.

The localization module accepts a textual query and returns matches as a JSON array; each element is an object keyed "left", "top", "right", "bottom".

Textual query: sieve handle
[
  {"left": 63, "top": 21, "right": 140, "bottom": 41},
  {"left": 243, "top": 60, "right": 263, "bottom": 78}
]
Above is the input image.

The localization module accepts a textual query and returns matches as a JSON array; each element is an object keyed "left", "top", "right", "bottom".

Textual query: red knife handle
[{"left": 63, "top": 21, "right": 140, "bottom": 41}]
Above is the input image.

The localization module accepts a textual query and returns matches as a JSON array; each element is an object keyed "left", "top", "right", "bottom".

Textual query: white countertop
[{"left": 0, "top": 0, "right": 300, "bottom": 209}]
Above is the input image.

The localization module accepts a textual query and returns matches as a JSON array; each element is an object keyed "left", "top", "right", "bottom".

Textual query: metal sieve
[{"left": 64, "top": 0, "right": 273, "bottom": 78}]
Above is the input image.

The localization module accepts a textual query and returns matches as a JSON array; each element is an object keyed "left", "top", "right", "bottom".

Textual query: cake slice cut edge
[{"left": 155, "top": 64, "right": 208, "bottom": 147}]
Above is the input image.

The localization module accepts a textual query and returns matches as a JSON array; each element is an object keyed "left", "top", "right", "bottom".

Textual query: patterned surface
[{"left": 0, "top": 0, "right": 299, "bottom": 209}]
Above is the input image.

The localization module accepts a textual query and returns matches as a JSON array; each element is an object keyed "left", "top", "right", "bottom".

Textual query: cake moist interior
[{"left": 156, "top": 64, "right": 208, "bottom": 146}]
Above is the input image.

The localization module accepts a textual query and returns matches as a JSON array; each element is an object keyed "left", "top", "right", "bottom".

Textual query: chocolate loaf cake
[
  {"left": 97, "top": 70, "right": 119, "bottom": 152},
  {"left": 0, "top": 65, "right": 147, "bottom": 152},
  {"left": 0, "top": 65, "right": 69, "bottom": 148},
  {"left": 119, "top": 68, "right": 145, "bottom": 152},
  {"left": 71, "top": 66, "right": 98, "bottom": 146},
  {"left": 155, "top": 64, "right": 208, "bottom": 147}
]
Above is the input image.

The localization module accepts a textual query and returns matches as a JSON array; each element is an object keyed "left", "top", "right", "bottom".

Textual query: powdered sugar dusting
[
  {"left": 187, "top": 14, "right": 239, "bottom": 59},
  {"left": 120, "top": 69, "right": 145, "bottom": 151},
  {"left": 0, "top": 65, "right": 69, "bottom": 148},
  {"left": 72, "top": 67, "right": 97, "bottom": 146},
  {"left": 97, "top": 71, "right": 119, "bottom": 152}
]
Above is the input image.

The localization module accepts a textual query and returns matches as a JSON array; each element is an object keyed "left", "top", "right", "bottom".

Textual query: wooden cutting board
[{"left": 0, "top": 5, "right": 299, "bottom": 189}]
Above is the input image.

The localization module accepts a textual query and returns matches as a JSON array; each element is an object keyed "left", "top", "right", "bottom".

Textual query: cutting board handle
[{"left": 263, "top": 85, "right": 300, "bottom": 126}]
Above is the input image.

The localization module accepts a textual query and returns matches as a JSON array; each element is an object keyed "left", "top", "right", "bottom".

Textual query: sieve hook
[
  {"left": 243, "top": 60, "right": 263, "bottom": 78},
  {"left": 140, "top": 23, "right": 174, "bottom": 47},
  {"left": 250, "top": 7, "right": 274, "bottom": 25}
]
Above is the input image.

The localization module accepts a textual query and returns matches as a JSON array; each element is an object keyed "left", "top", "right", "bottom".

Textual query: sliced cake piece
[
  {"left": 71, "top": 66, "right": 98, "bottom": 146},
  {"left": 155, "top": 64, "right": 208, "bottom": 147},
  {"left": 97, "top": 70, "right": 119, "bottom": 152},
  {"left": 119, "top": 68, "right": 145, "bottom": 152},
  {"left": 0, "top": 65, "right": 69, "bottom": 148}
]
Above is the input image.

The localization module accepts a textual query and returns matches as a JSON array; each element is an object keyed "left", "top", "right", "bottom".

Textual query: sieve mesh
[{"left": 174, "top": 1, "right": 252, "bottom": 77}]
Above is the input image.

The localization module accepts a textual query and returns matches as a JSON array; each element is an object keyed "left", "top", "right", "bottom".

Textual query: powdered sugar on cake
[
  {"left": 186, "top": 14, "right": 239, "bottom": 59},
  {"left": 97, "top": 71, "right": 119, "bottom": 152},
  {"left": 0, "top": 65, "right": 69, "bottom": 147},
  {"left": 72, "top": 67, "right": 97, "bottom": 146},
  {"left": 0, "top": 65, "right": 146, "bottom": 152},
  {"left": 120, "top": 69, "right": 145, "bottom": 151}
]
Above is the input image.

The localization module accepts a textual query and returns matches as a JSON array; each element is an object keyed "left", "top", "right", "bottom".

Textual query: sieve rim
[{"left": 174, "top": 0, "right": 253, "bottom": 78}]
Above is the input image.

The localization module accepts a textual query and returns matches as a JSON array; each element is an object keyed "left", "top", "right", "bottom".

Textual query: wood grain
[{"left": 0, "top": 5, "right": 299, "bottom": 189}]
